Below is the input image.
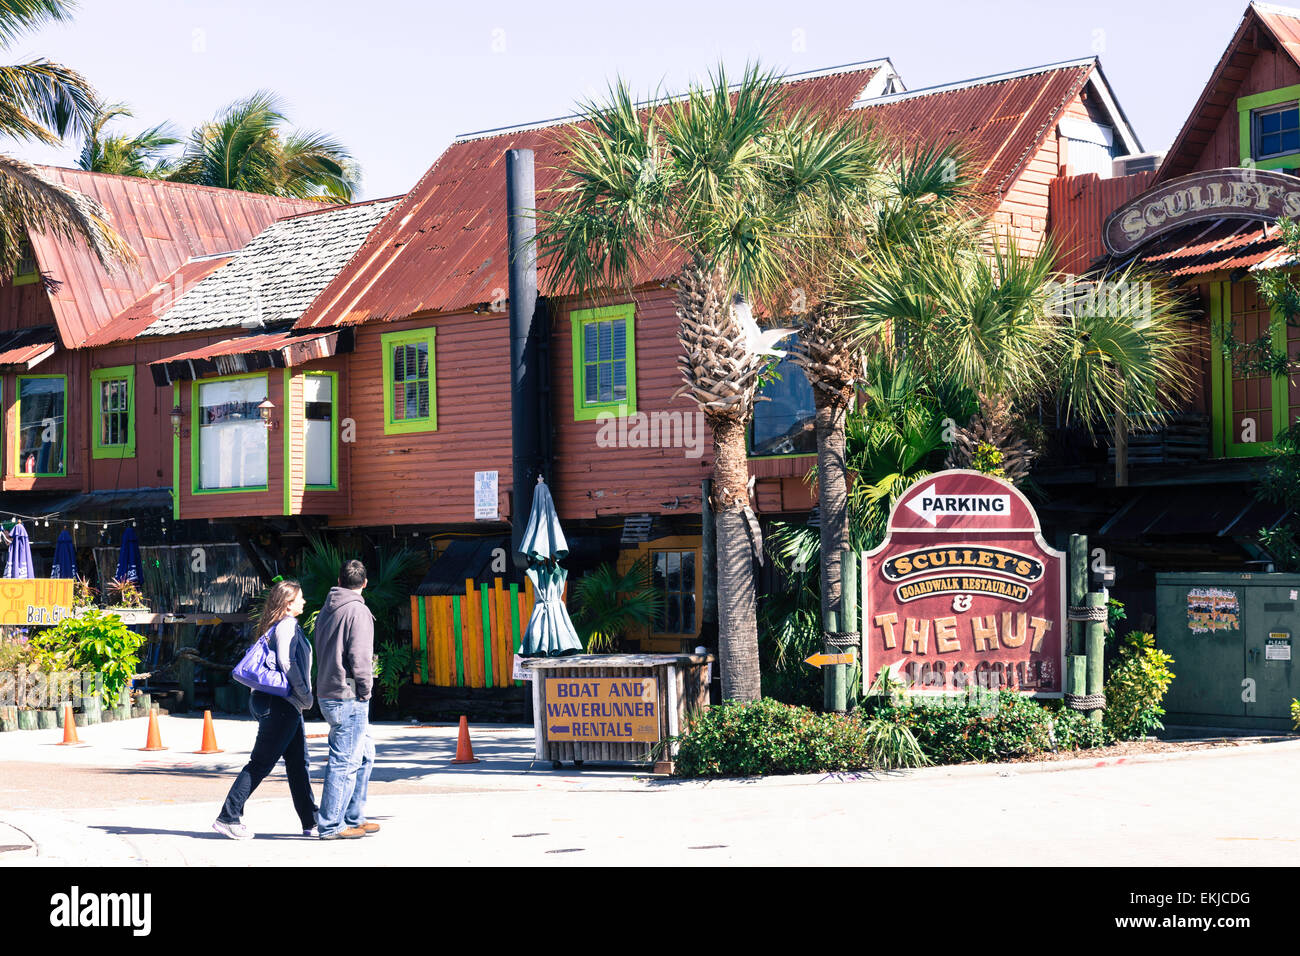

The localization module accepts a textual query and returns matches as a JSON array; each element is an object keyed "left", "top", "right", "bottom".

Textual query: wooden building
[{"left": 1040, "top": 1, "right": 1300, "bottom": 622}]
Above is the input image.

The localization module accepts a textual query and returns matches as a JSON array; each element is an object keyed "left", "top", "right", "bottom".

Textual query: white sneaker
[{"left": 212, "top": 819, "right": 253, "bottom": 840}]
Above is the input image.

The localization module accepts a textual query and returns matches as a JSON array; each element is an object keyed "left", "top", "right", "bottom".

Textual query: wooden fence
[{"left": 409, "top": 577, "right": 553, "bottom": 688}]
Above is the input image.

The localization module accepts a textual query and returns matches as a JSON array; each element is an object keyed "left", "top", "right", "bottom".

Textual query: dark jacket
[
  {"left": 272, "top": 616, "right": 313, "bottom": 711},
  {"left": 313, "top": 587, "right": 375, "bottom": 701}
]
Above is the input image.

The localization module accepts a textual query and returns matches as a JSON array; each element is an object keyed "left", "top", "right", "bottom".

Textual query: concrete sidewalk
[{"left": 1, "top": 712, "right": 1297, "bottom": 792}]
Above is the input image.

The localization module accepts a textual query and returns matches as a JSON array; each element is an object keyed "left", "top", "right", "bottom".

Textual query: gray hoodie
[{"left": 313, "top": 587, "right": 375, "bottom": 701}]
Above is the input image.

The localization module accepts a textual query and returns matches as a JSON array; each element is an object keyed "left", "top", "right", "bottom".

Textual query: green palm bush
[{"left": 571, "top": 557, "right": 663, "bottom": 653}]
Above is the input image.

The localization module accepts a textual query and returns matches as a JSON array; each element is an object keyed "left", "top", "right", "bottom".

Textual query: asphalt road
[{"left": 0, "top": 715, "right": 1297, "bottom": 866}]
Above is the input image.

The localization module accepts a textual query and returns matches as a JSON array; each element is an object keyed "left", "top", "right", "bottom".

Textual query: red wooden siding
[{"left": 326, "top": 312, "right": 513, "bottom": 527}]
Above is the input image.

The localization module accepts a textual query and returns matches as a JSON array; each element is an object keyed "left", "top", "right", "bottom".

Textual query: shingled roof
[{"left": 120, "top": 196, "right": 400, "bottom": 341}]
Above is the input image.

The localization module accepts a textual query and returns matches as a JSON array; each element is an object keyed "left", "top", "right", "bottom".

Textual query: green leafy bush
[
  {"left": 1103, "top": 631, "right": 1175, "bottom": 741},
  {"left": 672, "top": 697, "right": 928, "bottom": 778},
  {"left": 29, "top": 610, "right": 147, "bottom": 707},
  {"left": 1291, "top": 698, "right": 1299, "bottom": 731},
  {"left": 571, "top": 557, "right": 662, "bottom": 653},
  {"left": 374, "top": 640, "right": 418, "bottom": 706},
  {"left": 873, "top": 691, "right": 1113, "bottom": 762}
]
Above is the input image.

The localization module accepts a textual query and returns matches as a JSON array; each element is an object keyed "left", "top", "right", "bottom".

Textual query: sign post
[{"left": 862, "top": 470, "right": 1065, "bottom": 696}]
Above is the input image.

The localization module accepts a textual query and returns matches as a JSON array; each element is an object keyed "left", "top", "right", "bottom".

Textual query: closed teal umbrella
[{"left": 519, "top": 479, "right": 582, "bottom": 657}]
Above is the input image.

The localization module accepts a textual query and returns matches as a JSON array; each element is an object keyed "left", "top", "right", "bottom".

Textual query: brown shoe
[
  {"left": 360, "top": 822, "right": 380, "bottom": 834},
  {"left": 319, "top": 826, "right": 366, "bottom": 840}
]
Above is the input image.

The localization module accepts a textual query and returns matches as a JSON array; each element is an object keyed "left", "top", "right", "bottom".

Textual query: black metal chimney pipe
[{"left": 507, "top": 149, "right": 542, "bottom": 565}]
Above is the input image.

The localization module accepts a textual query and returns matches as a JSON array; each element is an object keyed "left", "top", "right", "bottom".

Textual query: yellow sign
[
  {"left": 0, "top": 578, "right": 74, "bottom": 626},
  {"left": 543, "top": 677, "right": 660, "bottom": 743}
]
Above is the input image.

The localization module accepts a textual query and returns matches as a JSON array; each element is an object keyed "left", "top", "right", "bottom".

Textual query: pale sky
[{"left": 5, "top": 0, "right": 1254, "bottom": 199}]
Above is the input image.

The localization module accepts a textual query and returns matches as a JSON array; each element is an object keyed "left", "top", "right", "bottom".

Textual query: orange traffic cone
[
  {"left": 58, "top": 702, "right": 80, "bottom": 745},
  {"left": 141, "top": 706, "right": 167, "bottom": 751},
  {"left": 450, "top": 715, "right": 479, "bottom": 764},
  {"left": 195, "top": 710, "right": 222, "bottom": 754}
]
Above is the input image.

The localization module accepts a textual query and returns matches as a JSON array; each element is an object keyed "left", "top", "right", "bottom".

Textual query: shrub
[
  {"left": 672, "top": 697, "right": 927, "bottom": 778},
  {"left": 1292, "top": 698, "right": 1300, "bottom": 731},
  {"left": 873, "top": 691, "right": 1112, "bottom": 763},
  {"left": 374, "top": 640, "right": 419, "bottom": 706},
  {"left": 1103, "top": 631, "right": 1175, "bottom": 741},
  {"left": 28, "top": 610, "right": 147, "bottom": 708}
]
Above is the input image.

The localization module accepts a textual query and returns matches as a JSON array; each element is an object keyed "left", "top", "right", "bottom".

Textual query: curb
[{"left": 642, "top": 735, "right": 1300, "bottom": 790}]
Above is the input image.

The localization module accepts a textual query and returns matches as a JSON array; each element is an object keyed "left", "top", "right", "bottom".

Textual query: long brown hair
[{"left": 259, "top": 579, "right": 302, "bottom": 636}]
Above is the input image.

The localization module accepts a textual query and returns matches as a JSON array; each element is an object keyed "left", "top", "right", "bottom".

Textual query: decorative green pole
[
  {"left": 1068, "top": 534, "right": 1087, "bottom": 656},
  {"left": 823, "top": 609, "right": 839, "bottom": 713},
  {"left": 838, "top": 548, "right": 857, "bottom": 713},
  {"left": 1086, "top": 591, "right": 1106, "bottom": 724}
]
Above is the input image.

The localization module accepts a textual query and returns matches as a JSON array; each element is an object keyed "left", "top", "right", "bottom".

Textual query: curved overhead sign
[
  {"left": 1101, "top": 167, "right": 1300, "bottom": 256},
  {"left": 863, "top": 470, "right": 1065, "bottom": 696}
]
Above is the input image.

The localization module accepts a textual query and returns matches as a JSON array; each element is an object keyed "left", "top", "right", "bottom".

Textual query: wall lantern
[
  {"left": 170, "top": 403, "right": 183, "bottom": 435},
  {"left": 259, "top": 398, "right": 276, "bottom": 429}
]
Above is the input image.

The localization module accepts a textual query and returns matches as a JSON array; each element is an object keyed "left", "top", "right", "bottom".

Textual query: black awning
[{"left": 1099, "top": 487, "right": 1290, "bottom": 539}]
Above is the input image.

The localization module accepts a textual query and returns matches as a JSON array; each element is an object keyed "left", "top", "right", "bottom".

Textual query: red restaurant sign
[{"left": 863, "top": 470, "right": 1065, "bottom": 695}]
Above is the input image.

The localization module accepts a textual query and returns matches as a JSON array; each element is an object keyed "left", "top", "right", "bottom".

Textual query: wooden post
[
  {"left": 839, "top": 548, "right": 857, "bottom": 712},
  {"left": 1068, "top": 534, "right": 1087, "bottom": 657},
  {"left": 1067, "top": 654, "right": 1087, "bottom": 700},
  {"left": 1086, "top": 591, "right": 1106, "bottom": 724}
]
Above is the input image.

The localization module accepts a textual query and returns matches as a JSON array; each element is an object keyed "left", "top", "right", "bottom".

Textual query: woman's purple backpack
[{"left": 231, "top": 628, "right": 290, "bottom": 697}]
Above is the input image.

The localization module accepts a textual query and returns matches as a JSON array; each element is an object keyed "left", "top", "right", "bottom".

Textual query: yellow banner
[
  {"left": 543, "top": 676, "right": 660, "bottom": 743},
  {"left": 0, "top": 578, "right": 74, "bottom": 626}
]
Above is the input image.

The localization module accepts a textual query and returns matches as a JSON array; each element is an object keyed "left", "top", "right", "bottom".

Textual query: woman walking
[{"left": 213, "top": 579, "right": 317, "bottom": 839}]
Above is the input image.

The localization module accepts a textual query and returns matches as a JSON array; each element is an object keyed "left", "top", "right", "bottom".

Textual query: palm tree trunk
[
  {"left": 710, "top": 414, "right": 760, "bottom": 701},
  {"left": 815, "top": 389, "right": 851, "bottom": 629}
]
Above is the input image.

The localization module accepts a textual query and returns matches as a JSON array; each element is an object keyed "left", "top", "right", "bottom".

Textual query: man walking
[{"left": 314, "top": 559, "right": 378, "bottom": 840}]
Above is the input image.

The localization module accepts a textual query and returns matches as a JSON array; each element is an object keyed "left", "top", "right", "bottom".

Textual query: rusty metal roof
[
  {"left": 1159, "top": 3, "right": 1300, "bottom": 182},
  {"left": 0, "top": 326, "right": 58, "bottom": 369},
  {"left": 78, "top": 255, "right": 233, "bottom": 348},
  {"left": 294, "top": 64, "right": 885, "bottom": 330},
  {"left": 1049, "top": 170, "right": 1157, "bottom": 273},
  {"left": 1112, "top": 219, "right": 1284, "bottom": 278},
  {"left": 855, "top": 59, "right": 1096, "bottom": 208},
  {"left": 148, "top": 327, "right": 352, "bottom": 386},
  {"left": 22, "top": 168, "right": 319, "bottom": 348}
]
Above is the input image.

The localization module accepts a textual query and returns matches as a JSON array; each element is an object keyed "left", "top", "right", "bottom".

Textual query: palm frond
[
  {"left": 0, "top": 153, "right": 136, "bottom": 277},
  {"left": 0, "top": 59, "right": 97, "bottom": 142},
  {"left": 0, "top": 0, "right": 75, "bottom": 44}
]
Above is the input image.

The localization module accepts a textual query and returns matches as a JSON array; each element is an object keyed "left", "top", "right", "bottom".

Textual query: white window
[
  {"left": 197, "top": 376, "right": 267, "bottom": 490},
  {"left": 1059, "top": 117, "right": 1117, "bottom": 178},
  {"left": 304, "top": 374, "right": 334, "bottom": 487}
]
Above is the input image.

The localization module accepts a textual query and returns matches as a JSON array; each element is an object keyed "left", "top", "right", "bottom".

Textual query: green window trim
[
  {"left": 1237, "top": 84, "right": 1300, "bottom": 169},
  {"left": 14, "top": 373, "right": 67, "bottom": 477},
  {"left": 90, "top": 364, "right": 135, "bottom": 460},
  {"left": 282, "top": 369, "right": 292, "bottom": 515},
  {"left": 172, "top": 384, "right": 180, "bottom": 520},
  {"left": 190, "top": 371, "right": 271, "bottom": 495},
  {"left": 571, "top": 303, "right": 637, "bottom": 422},
  {"left": 381, "top": 327, "right": 437, "bottom": 435},
  {"left": 1211, "top": 280, "right": 1287, "bottom": 459},
  {"left": 303, "top": 369, "right": 340, "bottom": 491}
]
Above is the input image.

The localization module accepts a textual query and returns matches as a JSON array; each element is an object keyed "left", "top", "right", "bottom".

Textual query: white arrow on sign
[{"left": 904, "top": 486, "right": 1012, "bottom": 526}]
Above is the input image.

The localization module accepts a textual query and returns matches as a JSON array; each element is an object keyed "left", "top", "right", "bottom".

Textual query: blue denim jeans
[
  {"left": 315, "top": 698, "right": 374, "bottom": 836},
  {"left": 218, "top": 691, "right": 317, "bottom": 830}
]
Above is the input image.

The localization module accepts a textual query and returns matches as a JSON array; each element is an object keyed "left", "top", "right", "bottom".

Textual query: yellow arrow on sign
[{"left": 804, "top": 651, "right": 856, "bottom": 668}]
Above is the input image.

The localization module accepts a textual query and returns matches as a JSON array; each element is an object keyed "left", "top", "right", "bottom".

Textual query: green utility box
[{"left": 1156, "top": 572, "right": 1299, "bottom": 731}]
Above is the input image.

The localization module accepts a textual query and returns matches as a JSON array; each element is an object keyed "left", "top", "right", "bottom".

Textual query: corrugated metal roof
[
  {"left": 1049, "top": 170, "right": 1156, "bottom": 274},
  {"left": 855, "top": 60, "right": 1095, "bottom": 207},
  {"left": 1159, "top": 3, "right": 1300, "bottom": 182},
  {"left": 78, "top": 256, "right": 232, "bottom": 348},
  {"left": 147, "top": 327, "right": 349, "bottom": 386},
  {"left": 0, "top": 326, "right": 57, "bottom": 369},
  {"left": 1119, "top": 219, "right": 1284, "bottom": 278},
  {"left": 140, "top": 197, "right": 400, "bottom": 339},
  {"left": 23, "top": 168, "right": 320, "bottom": 347},
  {"left": 294, "top": 65, "right": 884, "bottom": 330}
]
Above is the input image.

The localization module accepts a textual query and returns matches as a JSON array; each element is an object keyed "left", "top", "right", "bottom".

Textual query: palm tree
[
  {"left": 538, "top": 64, "right": 876, "bottom": 701},
  {"left": 0, "top": 0, "right": 135, "bottom": 277},
  {"left": 783, "top": 144, "right": 973, "bottom": 635},
  {"left": 850, "top": 225, "right": 1193, "bottom": 470},
  {"left": 77, "top": 101, "right": 179, "bottom": 178},
  {"left": 167, "top": 90, "right": 358, "bottom": 202}
]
